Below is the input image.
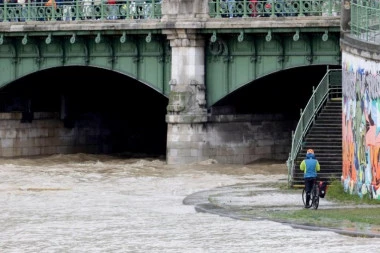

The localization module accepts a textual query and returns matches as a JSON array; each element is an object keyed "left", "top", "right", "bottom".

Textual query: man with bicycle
[{"left": 300, "top": 149, "right": 320, "bottom": 208}]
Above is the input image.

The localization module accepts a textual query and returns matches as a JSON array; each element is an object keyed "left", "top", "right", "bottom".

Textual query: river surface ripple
[{"left": 0, "top": 154, "right": 378, "bottom": 253}]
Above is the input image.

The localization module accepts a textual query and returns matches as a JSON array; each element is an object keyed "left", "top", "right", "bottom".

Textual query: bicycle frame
[{"left": 302, "top": 179, "right": 320, "bottom": 209}]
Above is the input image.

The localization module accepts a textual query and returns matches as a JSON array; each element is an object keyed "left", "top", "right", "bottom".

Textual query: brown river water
[{"left": 0, "top": 154, "right": 379, "bottom": 252}]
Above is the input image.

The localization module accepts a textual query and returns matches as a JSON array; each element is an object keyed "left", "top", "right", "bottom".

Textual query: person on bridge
[
  {"left": 300, "top": 149, "right": 320, "bottom": 208},
  {"left": 227, "top": 0, "right": 235, "bottom": 18}
]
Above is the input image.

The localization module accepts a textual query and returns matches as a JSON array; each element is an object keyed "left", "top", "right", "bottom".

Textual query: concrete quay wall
[
  {"left": 167, "top": 114, "right": 293, "bottom": 164},
  {"left": 0, "top": 112, "right": 110, "bottom": 157}
]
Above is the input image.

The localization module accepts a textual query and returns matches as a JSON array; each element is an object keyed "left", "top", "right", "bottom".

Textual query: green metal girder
[
  {"left": 200, "top": 27, "right": 341, "bottom": 34},
  {"left": 0, "top": 31, "right": 171, "bottom": 96},
  {"left": 206, "top": 30, "right": 341, "bottom": 106}
]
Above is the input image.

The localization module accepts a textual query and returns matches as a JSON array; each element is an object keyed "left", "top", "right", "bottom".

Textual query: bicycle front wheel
[
  {"left": 311, "top": 186, "right": 319, "bottom": 210},
  {"left": 302, "top": 188, "right": 306, "bottom": 206}
]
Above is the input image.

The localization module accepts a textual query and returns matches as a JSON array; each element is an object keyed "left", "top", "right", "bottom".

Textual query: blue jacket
[{"left": 300, "top": 153, "right": 320, "bottom": 178}]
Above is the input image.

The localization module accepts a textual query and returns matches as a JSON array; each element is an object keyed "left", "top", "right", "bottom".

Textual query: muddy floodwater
[{"left": 0, "top": 154, "right": 379, "bottom": 252}]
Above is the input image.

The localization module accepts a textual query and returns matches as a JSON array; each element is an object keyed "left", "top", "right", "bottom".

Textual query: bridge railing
[
  {"left": 0, "top": 0, "right": 162, "bottom": 22},
  {"left": 286, "top": 69, "right": 341, "bottom": 187},
  {"left": 209, "top": 0, "right": 341, "bottom": 18},
  {"left": 351, "top": 0, "right": 380, "bottom": 43}
]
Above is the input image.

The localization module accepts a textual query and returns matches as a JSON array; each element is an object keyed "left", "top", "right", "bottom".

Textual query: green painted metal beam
[
  {"left": 199, "top": 27, "right": 341, "bottom": 34},
  {"left": 0, "top": 32, "right": 171, "bottom": 96},
  {"left": 206, "top": 30, "right": 341, "bottom": 106}
]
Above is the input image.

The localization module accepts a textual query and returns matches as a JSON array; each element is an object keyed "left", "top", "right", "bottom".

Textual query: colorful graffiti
[{"left": 342, "top": 53, "right": 380, "bottom": 200}]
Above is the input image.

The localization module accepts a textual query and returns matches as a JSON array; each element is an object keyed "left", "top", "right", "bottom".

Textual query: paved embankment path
[{"left": 184, "top": 173, "right": 380, "bottom": 238}]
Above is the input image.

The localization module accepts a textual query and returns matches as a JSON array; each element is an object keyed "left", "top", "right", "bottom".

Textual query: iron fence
[
  {"left": 351, "top": 0, "right": 380, "bottom": 43},
  {"left": 0, "top": 0, "right": 162, "bottom": 22},
  {"left": 0, "top": 0, "right": 343, "bottom": 22},
  {"left": 209, "top": 0, "right": 341, "bottom": 17}
]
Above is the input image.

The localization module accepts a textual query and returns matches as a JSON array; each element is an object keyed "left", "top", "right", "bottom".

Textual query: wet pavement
[
  {"left": 1, "top": 155, "right": 380, "bottom": 252},
  {"left": 184, "top": 175, "right": 380, "bottom": 238}
]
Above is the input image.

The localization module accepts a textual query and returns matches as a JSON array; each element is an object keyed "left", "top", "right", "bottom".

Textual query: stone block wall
[
  {"left": 166, "top": 114, "right": 294, "bottom": 164},
  {"left": 0, "top": 112, "right": 111, "bottom": 157}
]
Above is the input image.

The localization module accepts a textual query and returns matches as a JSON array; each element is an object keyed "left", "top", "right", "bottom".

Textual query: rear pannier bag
[{"left": 319, "top": 181, "right": 328, "bottom": 198}]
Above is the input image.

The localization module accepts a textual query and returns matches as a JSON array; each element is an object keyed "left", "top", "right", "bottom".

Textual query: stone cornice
[
  {"left": 162, "top": 29, "right": 205, "bottom": 47},
  {"left": 0, "top": 17, "right": 340, "bottom": 33}
]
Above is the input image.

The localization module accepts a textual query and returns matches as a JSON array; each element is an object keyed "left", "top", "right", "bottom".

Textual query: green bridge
[{"left": 0, "top": 0, "right": 341, "bottom": 164}]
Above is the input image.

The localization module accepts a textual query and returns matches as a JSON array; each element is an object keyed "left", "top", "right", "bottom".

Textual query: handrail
[
  {"left": 0, "top": 0, "right": 341, "bottom": 23},
  {"left": 0, "top": 0, "right": 162, "bottom": 22},
  {"left": 286, "top": 69, "right": 341, "bottom": 187},
  {"left": 350, "top": 0, "right": 380, "bottom": 43},
  {"left": 209, "top": 0, "right": 341, "bottom": 18}
]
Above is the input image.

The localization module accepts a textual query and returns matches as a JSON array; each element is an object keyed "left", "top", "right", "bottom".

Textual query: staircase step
[
  {"left": 314, "top": 121, "right": 342, "bottom": 127},
  {"left": 302, "top": 144, "right": 342, "bottom": 147},
  {"left": 303, "top": 139, "right": 342, "bottom": 143},
  {"left": 308, "top": 132, "right": 342, "bottom": 135},
  {"left": 317, "top": 116, "right": 341, "bottom": 120},
  {"left": 297, "top": 152, "right": 342, "bottom": 157},
  {"left": 308, "top": 131, "right": 341, "bottom": 135},
  {"left": 316, "top": 110, "right": 340, "bottom": 114},
  {"left": 293, "top": 173, "right": 341, "bottom": 180},
  {"left": 299, "top": 146, "right": 342, "bottom": 151},
  {"left": 307, "top": 133, "right": 342, "bottom": 136},
  {"left": 296, "top": 159, "right": 342, "bottom": 163},
  {"left": 304, "top": 139, "right": 342, "bottom": 142},
  {"left": 309, "top": 125, "right": 341, "bottom": 129},
  {"left": 315, "top": 117, "right": 341, "bottom": 120},
  {"left": 315, "top": 119, "right": 341, "bottom": 123},
  {"left": 313, "top": 123, "right": 341, "bottom": 126},
  {"left": 317, "top": 107, "right": 340, "bottom": 110},
  {"left": 293, "top": 171, "right": 342, "bottom": 177},
  {"left": 295, "top": 166, "right": 342, "bottom": 170}
]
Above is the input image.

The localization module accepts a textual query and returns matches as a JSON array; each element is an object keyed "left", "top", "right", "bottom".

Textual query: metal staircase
[
  {"left": 291, "top": 98, "right": 342, "bottom": 187},
  {"left": 287, "top": 69, "right": 342, "bottom": 188}
]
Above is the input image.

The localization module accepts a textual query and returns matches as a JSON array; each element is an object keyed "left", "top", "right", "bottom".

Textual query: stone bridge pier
[
  {"left": 163, "top": 1, "right": 209, "bottom": 164},
  {"left": 164, "top": 29, "right": 208, "bottom": 164}
]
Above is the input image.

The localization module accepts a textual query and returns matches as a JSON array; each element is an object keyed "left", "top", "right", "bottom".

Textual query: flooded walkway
[{"left": 0, "top": 155, "right": 379, "bottom": 252}]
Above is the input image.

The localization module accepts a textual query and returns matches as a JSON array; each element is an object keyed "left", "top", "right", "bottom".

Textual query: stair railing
[{"left": 287, "top": 69, "right": 342, "bottom": 187}]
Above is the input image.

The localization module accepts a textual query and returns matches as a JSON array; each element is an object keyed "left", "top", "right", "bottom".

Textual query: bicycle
[{"left": 302, "top": 179, "right": 319, "bottom": 209}]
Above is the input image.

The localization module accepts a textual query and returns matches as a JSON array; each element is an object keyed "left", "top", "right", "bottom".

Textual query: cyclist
[{"left": 300, "top": 149, "right": 320, "bottom": 208}]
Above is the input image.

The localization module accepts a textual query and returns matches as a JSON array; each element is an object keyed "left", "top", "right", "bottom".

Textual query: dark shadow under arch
[
  {"left": 211, "top": 65, "right": 341, "bottom": 119},
  {"left": 0, "top": 66, "right": 169, "bottom": 157}
]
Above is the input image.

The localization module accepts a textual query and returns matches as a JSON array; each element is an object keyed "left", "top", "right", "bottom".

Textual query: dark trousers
[{"left": 304, "top": 177, "right": 316, "bottom": 205}]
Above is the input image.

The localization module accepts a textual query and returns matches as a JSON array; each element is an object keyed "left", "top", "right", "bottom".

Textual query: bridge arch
[
  {"left": 205, "top": 30, "right": 341, "bottom": 106},
  {"left": 0, "top": 65, "right": 169, "bottom": 156},
  {"left": 0, "top": 31, "right": 171, "bottom": 95}
]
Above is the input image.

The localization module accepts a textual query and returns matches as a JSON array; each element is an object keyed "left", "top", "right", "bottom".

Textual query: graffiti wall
[{"left": 342, "top": 52, "right": 380, "bottom": 200}]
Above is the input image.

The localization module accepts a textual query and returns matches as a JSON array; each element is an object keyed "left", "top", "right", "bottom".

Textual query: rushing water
[{"left": 0, "top": 154, "right": 379, "bottom": 253}]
